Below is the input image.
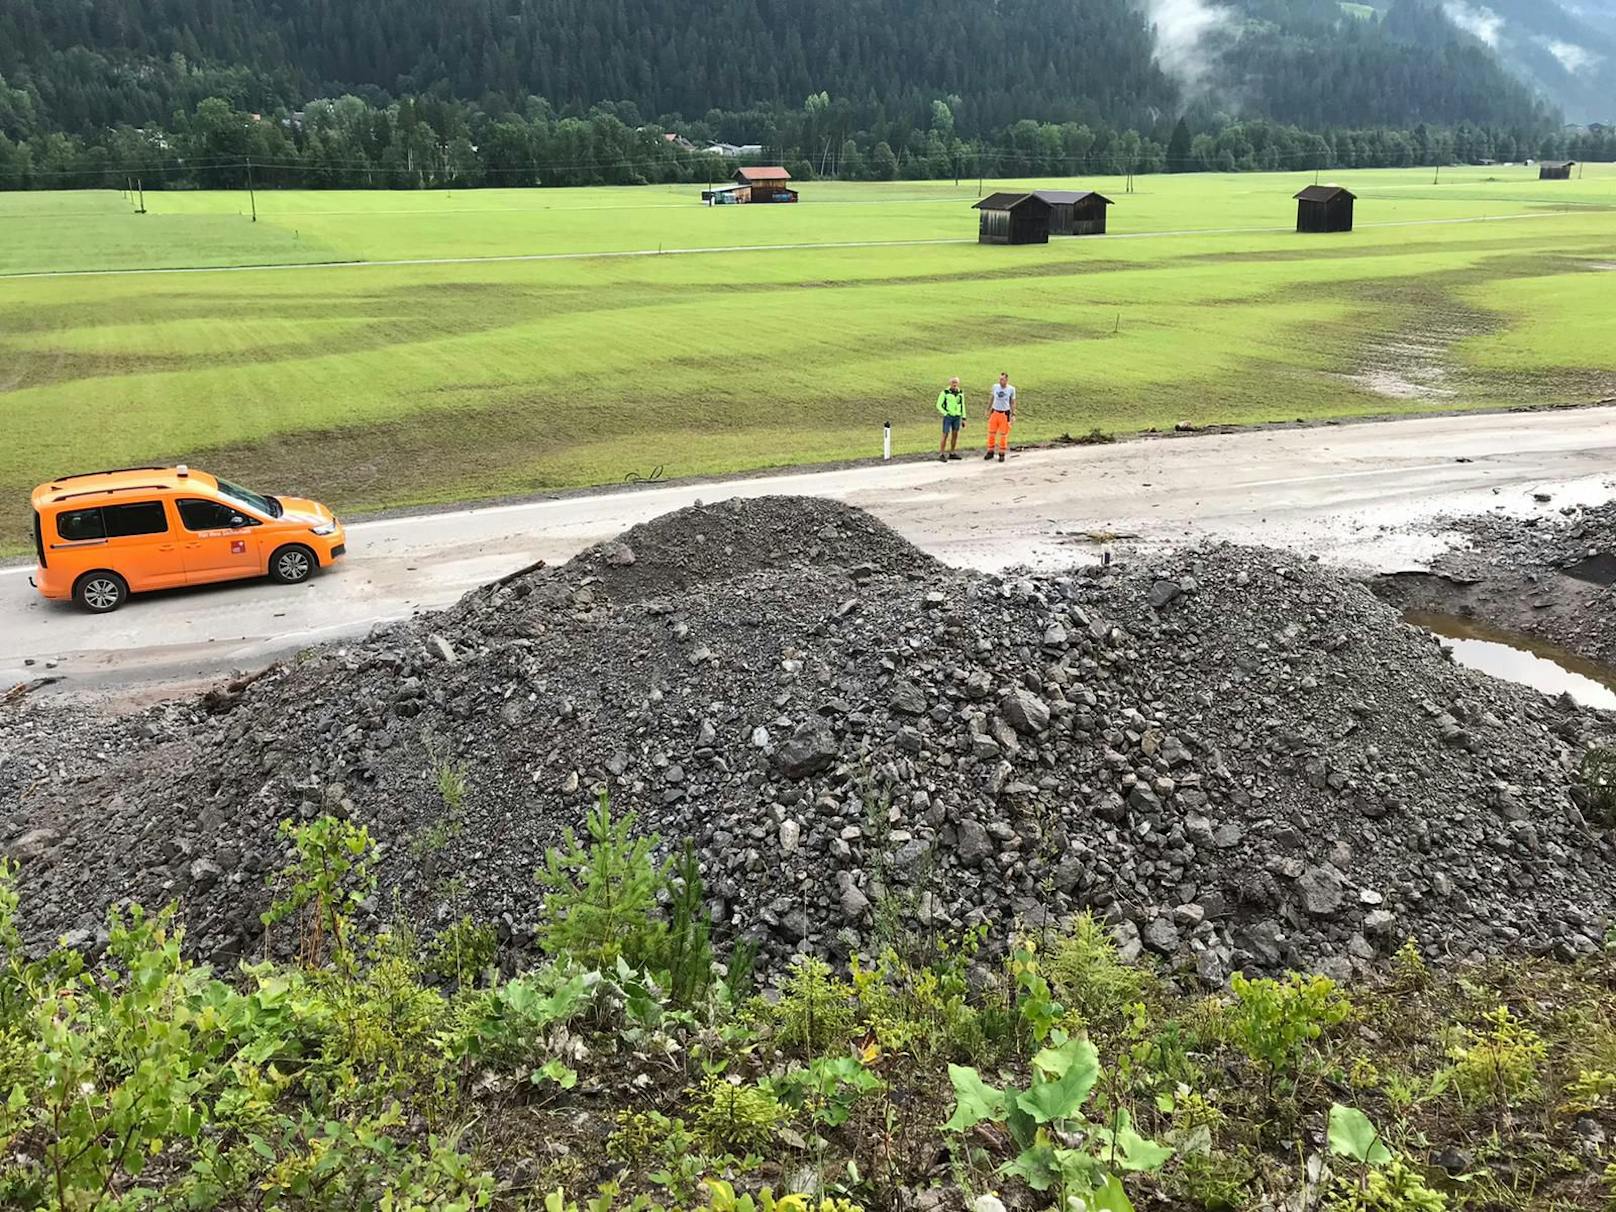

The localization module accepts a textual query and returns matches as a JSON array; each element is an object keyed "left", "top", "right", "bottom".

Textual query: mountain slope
[
  {"left": 1440, "top": 0, "right": 1616, "bottom": 122},
  {"left": 0, "top": 0, "right": 1563, "bottom": 138}
]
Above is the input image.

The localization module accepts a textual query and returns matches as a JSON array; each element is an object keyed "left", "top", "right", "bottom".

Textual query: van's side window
[
  {"left": 178, "top": 499, "right": 246, "bottom": 531},
  {"left": 103, "top": 501, "right": 169, "bottom": 537},
  {"left": 57, "top": 508, "right": 107, "bottom": 541}
]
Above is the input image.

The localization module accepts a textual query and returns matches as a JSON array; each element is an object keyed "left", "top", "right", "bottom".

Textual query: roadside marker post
[{"left": 883, "top": 422, "right": 892, "bottom": 462}]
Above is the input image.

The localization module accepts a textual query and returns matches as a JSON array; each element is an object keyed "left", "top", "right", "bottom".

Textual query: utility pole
[
  {"left": 246, "top": 158, "right": 257, "bottom": 222},
  {"left": 136, "top": 178, "right": 146, "bottom": 214},
  {"left": 1433, "top": 164, "right": 1440, "bottom": 186}
]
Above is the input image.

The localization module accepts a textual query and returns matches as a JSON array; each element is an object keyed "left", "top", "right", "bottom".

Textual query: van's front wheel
[
  {"left": 74, "top": 570, "right": 129, "bottom": 613},
  {"left": 268, "top": 544, "right": 316, "bottom": 585}
]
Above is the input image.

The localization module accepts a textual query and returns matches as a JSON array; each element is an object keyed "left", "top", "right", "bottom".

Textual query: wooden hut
[
  {"left": 1539, "top": 160, "right": 1576, "bottom": 180},
  {"left": 972, "top": 193, "right": 1053, "bottom": 244},
  {"left": 1034, "top": 190, "right": 1115, "bottom": 236},
  {"left": 1294, "top": 185, "right": 1355, "bottom": 233},
  {"left": 732, "top": 166, "right": 798, "bottom": 202}
]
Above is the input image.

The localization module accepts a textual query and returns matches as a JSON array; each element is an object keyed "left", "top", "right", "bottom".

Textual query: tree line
[
  {"left": 2, "top": 93, "right": 1609, "bottom": 193},
  {"left": 0, "top": 0, "right": 1567, "bottom": 152}
]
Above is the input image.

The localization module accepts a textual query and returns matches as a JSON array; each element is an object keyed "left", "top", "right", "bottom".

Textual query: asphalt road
[{"left": 7, "top": 406, "right": 1616, "bottom": 699}]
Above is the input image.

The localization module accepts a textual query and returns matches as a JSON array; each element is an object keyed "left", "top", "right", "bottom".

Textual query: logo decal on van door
[{"left": 231, "top": 539, "right": 246, "bottom": 554}]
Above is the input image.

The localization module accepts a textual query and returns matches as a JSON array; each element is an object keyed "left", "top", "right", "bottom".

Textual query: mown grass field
[{"left": 2, "top": 166, "right": 1614, "bottom": 555}]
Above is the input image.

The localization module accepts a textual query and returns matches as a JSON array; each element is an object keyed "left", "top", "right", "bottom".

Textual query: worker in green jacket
[{"left": 937, "top": 376, "right": 966, "bottom": 462}]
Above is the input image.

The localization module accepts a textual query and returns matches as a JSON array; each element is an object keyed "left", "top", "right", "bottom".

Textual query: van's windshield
[{"left": 217, "top": 478, "right": 283, "bottom": 518}]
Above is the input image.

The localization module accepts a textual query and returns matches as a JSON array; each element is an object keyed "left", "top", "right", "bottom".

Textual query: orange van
[{"left": 30, "top": 465, "right": 346, "bottom": 612}]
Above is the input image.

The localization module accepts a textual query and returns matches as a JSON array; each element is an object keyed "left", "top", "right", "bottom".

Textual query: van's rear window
[{"left": 57, "top": 508, "right": 107, "bottom": 541}]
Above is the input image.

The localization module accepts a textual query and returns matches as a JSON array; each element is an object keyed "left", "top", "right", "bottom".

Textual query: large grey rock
[
  {"left": 1001, "top": 689, "right": 1051, "bottom": 735},
  {"left": 9, "top": 828, "right": 61, "bottom": 862},
  {"left": 957, "top": 821, "right": 993, "bottom": 866},
  {"left": 1143, "top": 916, "right": 1181, "bottom": 954},
  {"left": 775, "top": 720, "right": 838, "bottom": 779},
  {"left": 889, "top": 680, "right": 928, "bottom": 715},
  {"left": 1297, "top": 866, "right": 1345, "bottom": 916},
  {"left": 1149, "top": 580, "right": 1182, "bottom": 610}
]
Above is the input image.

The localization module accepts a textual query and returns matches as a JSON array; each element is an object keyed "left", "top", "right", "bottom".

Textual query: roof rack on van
[
  {"left": 51, "top": 466, "right": 172, "bottom": 484},
  {"left": 52, "top": 484, "right": 169, "bottom": 503}
]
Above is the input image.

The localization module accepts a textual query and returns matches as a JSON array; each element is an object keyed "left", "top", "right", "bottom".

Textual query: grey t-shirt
[{"left": 990, "top": 383, "right": 1017, "bottom": 412}]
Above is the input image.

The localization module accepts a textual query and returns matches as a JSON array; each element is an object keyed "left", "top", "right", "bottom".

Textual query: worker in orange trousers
[{"left": 985, "top": 371, "right": 1016, "bottom": 462}]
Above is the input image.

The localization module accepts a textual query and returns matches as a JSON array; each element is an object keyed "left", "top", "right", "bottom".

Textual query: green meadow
[{"left": 2, "top": 166, "right": 1614, "bottom": 555}]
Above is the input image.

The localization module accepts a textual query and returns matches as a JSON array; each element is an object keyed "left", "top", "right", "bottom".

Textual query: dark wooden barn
[
  {"left": 1035, "top": 190, "right": 1115, "bottom": 236},
  {"left": 972, "top": 193, "right": 1053, "bottom": 244},
  {"left": 732, "top": 166, "right": 798, "bottom": 202},
  {"left": 1539, "top": 160, "right": 1576, "bottom": 180},
  {"left": 1294, "top": 185, "right": 1355, "bottom": 233}
]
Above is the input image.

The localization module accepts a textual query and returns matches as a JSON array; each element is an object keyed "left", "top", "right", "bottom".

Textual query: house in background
[
  {"left": 1539, "top": 160, "right": 1576, "bottom": 180},
  {"left": 732, "top": 166, "right": 797, "bottom": 202},
  {"left": 1035, "top": 190, "right": 1114, "bottom": 236},
  {"left": 705, "top": 142, "right": 764, "bottom": 158},
  {"left": 1294, "top": 184, "right": 1355, "bottom": 233},
  {"left": 972, "top": 193, "right": 1052, "bottom": 244}
]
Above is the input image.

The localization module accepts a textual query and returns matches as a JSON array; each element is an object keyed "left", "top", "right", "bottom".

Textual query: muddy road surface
[{"left": 6, "top": 405, "right": 1616, "bottom": 698}]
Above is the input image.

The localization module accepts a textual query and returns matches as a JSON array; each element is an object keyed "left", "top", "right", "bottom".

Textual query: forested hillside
[
  {"left": 0, "top": 0, "right": 1562, "bottom": 139},
  {"left": 4, "top": 0, "right": 1607, "bottom": 191}
]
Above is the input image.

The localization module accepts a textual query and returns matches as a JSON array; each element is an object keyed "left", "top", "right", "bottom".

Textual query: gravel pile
[
  {"left": 4, "top": 496, "right": 1614, "bottom": 982},
  {"left": 1381, "top": 500, "right": 1616, "bottom": 666}
]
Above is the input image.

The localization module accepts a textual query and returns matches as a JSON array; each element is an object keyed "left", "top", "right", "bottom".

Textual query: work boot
[
  {"left": 998, "top": 452, "right": 1006, "bottom": 462},
  {"left": 984, "top": 450, "right": 995, "bottom": 461},
  {"left": 948, "top": 452, "right": 961, "bottom": 461}
]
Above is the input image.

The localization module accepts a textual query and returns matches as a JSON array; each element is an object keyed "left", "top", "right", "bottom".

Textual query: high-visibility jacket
[{"left": 936, "top": 388, "right": 966, "bottom": 419}]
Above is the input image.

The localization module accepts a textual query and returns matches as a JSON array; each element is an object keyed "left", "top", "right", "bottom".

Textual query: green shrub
[
  {"left": 771, "top": 957, "right": 856, "bottom": 1053},
  {"left": 690, "top": 1076, "right": 789, "bottom": 1153},
  {"left": 262, "top": 816, "right": 378, "bottom": 975},
  {"left": 1391, "top": 939, "right": 1429, "bottom": 992},
  {"left": 428, "top": 916, "right": 500, "bottom": 986},
  {"left": 943, "top": 1035, "right": 1171, "bottom": 1209},
  {"left": 850, "top": 942, "right": 986, "bottom": 1063},
  {"left": 536, "top": 790, "right": 668, "bottom": 970},
  {"left": 1322, "top": 1159, "right": 1448, "bottom": 1212},
  {"left": 1229, "top": 971, "right": 1352, "bottom": 1089},
  {"left": 762, "top": 1055, "right": 883, "bottom": 1127},
  {"left": 1440, "top": 1006, "right": 1546, "bottom": 1108},
  {"left": 1045, "top": 912, "right": 1151, "bottom": 1032},
  {"left": 662, "top": 841, "right": 713, "bottom": 1008}
]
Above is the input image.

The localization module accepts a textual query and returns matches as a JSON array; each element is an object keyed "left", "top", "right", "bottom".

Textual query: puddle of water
[{"left": 1405, "top": 610, "right": 1616, "bottom": 709}]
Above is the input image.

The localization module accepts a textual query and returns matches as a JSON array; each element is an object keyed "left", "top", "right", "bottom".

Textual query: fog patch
[
  {"left": 1443, "top": 0, "right": 1505, "bottom": 48},
  {"left": 1538, "top": 36, "right": 1601, "bottom": 73},
  {"left": 1141, "top": 0, "right": 1235, "bottom": 91}
]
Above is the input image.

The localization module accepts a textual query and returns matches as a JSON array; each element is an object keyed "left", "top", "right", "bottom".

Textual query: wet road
[{"left": 6, "top": 406, "right": 1616, "bottom": 698}]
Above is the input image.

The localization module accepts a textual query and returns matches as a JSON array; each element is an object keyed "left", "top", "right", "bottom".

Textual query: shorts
[{"left": 941, "top": 415, "right": 963, "bottom": 434}]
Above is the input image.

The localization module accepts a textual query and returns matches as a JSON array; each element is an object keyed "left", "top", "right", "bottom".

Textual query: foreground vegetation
[
  {"left": 2, "top": 167, "right": 1613, "bottom": 556},
  {"left": 4, "top": 797, "right": 1615, "bottom": 1210}
]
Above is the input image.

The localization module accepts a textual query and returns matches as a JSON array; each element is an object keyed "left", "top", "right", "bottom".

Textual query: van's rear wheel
[
  {"left": 268, "top": 544, "right": 316, "bottom": 585},
  {"left": 74, "top": 571, "right": 128, "bottom": 614}
]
